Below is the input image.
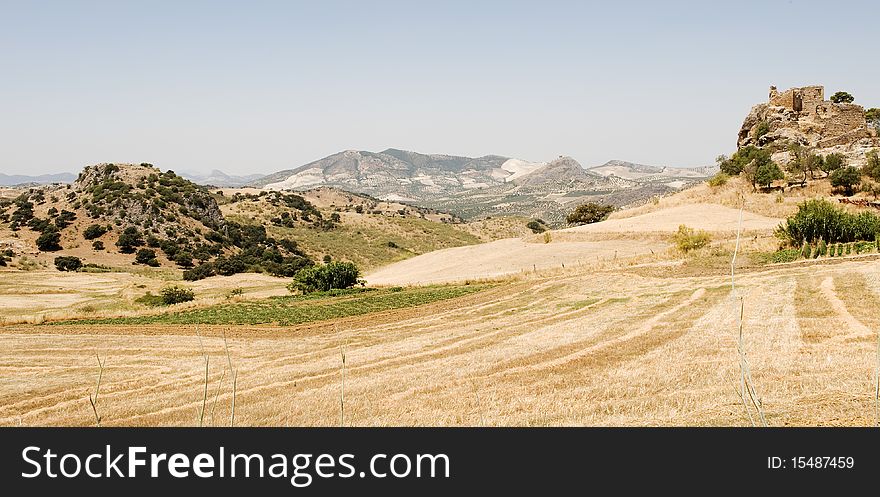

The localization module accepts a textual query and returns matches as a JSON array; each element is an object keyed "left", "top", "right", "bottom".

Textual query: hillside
[
  {"left": 250, "top": 148, "right": 713, "bottom": 224},
  {"left": 0, "top": 163, "right": 312, "bottom": 277},
  {"left": 220, "top": 187, "right": 493, "bottom": 271},
  {"left": 588, "top": 160, "right": 718, "bottom": 186}
]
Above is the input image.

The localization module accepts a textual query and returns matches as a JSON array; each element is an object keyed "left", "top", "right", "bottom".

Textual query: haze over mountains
[
  {"left": 178, "top": 170, "right": 266, "bottom": 188},
  {"left": 251, "top": 148, "right": 716, "bottom": 223},
  {"left": 0, "top": 172, "right": 76, "bottom": 186}
]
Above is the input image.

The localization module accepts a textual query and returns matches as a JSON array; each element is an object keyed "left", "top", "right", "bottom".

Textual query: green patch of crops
[{"left": 51, "top": 285, "right": 489, "bottom": 326}]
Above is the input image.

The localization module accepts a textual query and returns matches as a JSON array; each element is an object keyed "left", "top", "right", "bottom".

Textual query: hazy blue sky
[{"left": 2, "top": 0, "right": 878, "bottom": 175}]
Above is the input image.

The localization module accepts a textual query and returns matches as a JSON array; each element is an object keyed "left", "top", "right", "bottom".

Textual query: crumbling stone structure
[{"left": 738, "top": 85, "right": 878, "bottom": 167}]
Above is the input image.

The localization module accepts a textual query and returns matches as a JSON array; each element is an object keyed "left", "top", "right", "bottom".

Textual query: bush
[
  {"left": 173, "top": 251, "right": 194, "bottom": 268},
  {"left": 214, "top": 255, "right": 247, "bottom": 276},
  {"left": 864, "top": 150, "right": 880, "bottom": 181},
  {"left": 854, "top": 241, "right": 875, "bottom": 254},
  {"left": 135, "top": 248, "right": 160, "bottom": 267},
  {"left": 526, "top": 220, "right": 547, "bottom": 233},
  {"left": 718, "top": 146, "right": 769, "bottom": 176},
  {"left": 776, "top": 199, "right": 880, "bottom": 245},
  {"left": 160, "top": 286, "right": 195, "bottom": 305},
  {"left": 183, "top": 262, "right": 216, "bottom": 281},
  {"left": 755, "top": 161, "right": 784, "bottom": 189},
  {"left": 830, "top": 91, "right": 854, "bottom": 104},
  {"left": 116, "top": 227, "right": 143, "bottom": 253},
  {"left": 672, "top": 225, "right": 711, "bottom": 253},
  {"left": 822, "top": 153, "right": 845, "bottom": 174},
  {"left": 35, "top": 230, "right": 62, "bottom": 251},
  {"left": 800, "top": 241, "right": 810, "bottom": 259},
  {"left": 566, "top": 203, "right": 614, "bottom": 225},
  {"left": 830, "top": 166, "right": 861, "bottom": 195},
  {"left": 817, "top": 239, "right": 827, "bottom": 257},
  {"left": 134, "top": 292, "right": 165, "bottom": 307},
  {"left": 769, "top": 248, "right": 800, "bottom": 263},
  {"left": 707, "top": 172, "right": 729, "bottom": 188},
  {"left": 92, "top": 240, "right": 105, "bottom": 251},
  {"left": 83, "top": 223, "right": 108, "bottom": 240},
  {"left": 754, "top": 121, "right": 770, "bottom": 140},
  {"left": 288, "top": 261, "right": 361, "bottom": 294},
  {"left": 54, "top": 256, "right": 82, "bottom": 272}
]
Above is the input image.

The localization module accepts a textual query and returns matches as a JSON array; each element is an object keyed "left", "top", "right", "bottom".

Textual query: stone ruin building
[{"left": 738, "top": 85, "right": 878, "bottom": 166}]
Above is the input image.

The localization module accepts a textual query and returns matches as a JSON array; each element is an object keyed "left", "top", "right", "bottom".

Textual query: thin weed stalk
[
  {"left": 730, "top": 201, "right": 767, "bottom": 427},
  {"left": 88, "top": 354, "right": 105, "bottom": 427},
  {"left": 340, "top": 344, "right": 346, "bottom": 427},
  {"left": 223, "top": 328, "right": 237, "bottom": 427}
]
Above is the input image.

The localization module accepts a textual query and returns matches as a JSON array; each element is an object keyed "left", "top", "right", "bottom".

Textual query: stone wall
[
  {"left": 769, "top": 87, "right": 796, "bottom": 108},
  {"left": 814, "top": 103, "right": 866, "bottom": 135}
]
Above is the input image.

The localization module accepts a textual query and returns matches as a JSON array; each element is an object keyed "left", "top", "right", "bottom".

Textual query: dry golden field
[{"left": 2, "top": 254, "right": 879, "bottom": 427}]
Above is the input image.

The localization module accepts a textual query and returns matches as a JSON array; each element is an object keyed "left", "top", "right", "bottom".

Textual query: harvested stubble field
[{"left": 2, "top": 256, "right": 879, "bottom": 427}]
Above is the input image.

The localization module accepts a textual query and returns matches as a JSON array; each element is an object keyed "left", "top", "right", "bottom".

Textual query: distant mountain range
[
  {"left": 179, "top": 170, "right": 266, "bottom": 187},
  {"left": 0, "top": 172, "right": 76, "bottom": 186},
  {"left": 250, "top": 149, "right": 716, "bottom": 224},
  {"left": 0, "top": 170, "right": 265, "bottom": 188}
]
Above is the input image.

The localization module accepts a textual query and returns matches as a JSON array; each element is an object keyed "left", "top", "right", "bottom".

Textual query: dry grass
[{"left": 3, "top": 258, "right": 880, "bottom": 427}]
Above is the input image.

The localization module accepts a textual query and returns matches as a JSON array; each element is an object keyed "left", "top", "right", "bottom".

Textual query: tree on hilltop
[{"left": 830, "top": 91, "right": 854, "bottom": 104}]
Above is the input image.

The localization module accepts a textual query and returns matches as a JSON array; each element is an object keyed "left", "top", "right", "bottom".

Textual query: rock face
[{"left": 738, "top": 85, "right": 879, "bottom": 166}]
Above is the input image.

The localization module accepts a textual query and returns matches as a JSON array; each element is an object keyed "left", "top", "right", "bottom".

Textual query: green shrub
[
  {"left": 830, "top": 166, "right": 861, "bottom": 195},
  {"left": 54, "top": 256, "right": 82, "bottom": 272},
  {"left": 822, "top": 153, "right": 845, "bottom": 174},
  {"left": 135, "top": 292, "right": 165, "bottom": 307},
  {"left": 864, "top": 150, "right": 880, "bottom": 181},
  {"left": 135, "top": 248, "right": 160, "bottom": 267},
  {"left": 800, "top": 241, "right": 810, "bottom": 259},
  {"left": 83, "top": 224, "right": 108, "bottom": 240},
  {"left": 845, "top": 243, "right": 852, "bottom": 255},
  {"left": 770, "top": 248, "right": 800, "bottom": 263},
  {"left": 92, "top": 240, "right": 105, "bottom": 251},
  {"left": 755, "top": 161, "right": 784, "bottom": 189},
  {"left": 160, "top": 286, "right": 195, "bottom": 305},
  {"left": 830, "top": 91, "right": 854, "bottom": 104},
  {"left": 173, "top": 251, "right": 194, "bottom": 268},
  {"left": 288, "top": 261, "right": 361, "bottom": 294},
  {"left": 116, "top": 227, "right": 143, "bottom": 253},
  {"left": 183, "top": 262, "right": 216, "bottom": 281},
  {"left": 35, "top": 230, "right": 62, "bottom": 251},
  {"left": 755, "top": 121, "right": 770, "bottom": 139},
  {"left": 777, "top": 199, "right": 880, "bottom": 245},
  {"left": 707, "top": 172, "right": 730, "bottom": 188},
  {"left": 526, "top": 220, "right": 547, "bottom": 233},
  {"left": 672, "top": 225, "right": 711, "bottom": 253},
  {"left": 837, "top": 243, "right": 844, "bottom": 257},
  {"left": 854, "top": 241, "right": 874, "bottom": 254},
  {"left": 566, "top": 203, "right": 614, "bottom": 225},
  {"left": 817, "top": 239, "right": 827, "bottom": 257}
]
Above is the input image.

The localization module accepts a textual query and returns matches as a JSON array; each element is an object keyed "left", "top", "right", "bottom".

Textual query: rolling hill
[{"left": 251, "top": 149, "right": 715, "bottom": 224}]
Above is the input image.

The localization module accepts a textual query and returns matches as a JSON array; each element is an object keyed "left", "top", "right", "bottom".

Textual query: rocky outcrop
[
  {"left": 75, "top": 163, "right": 225, "bottom": 229},
  {"left": 738, "top": 85, "right": 879, "bottom": 167}
]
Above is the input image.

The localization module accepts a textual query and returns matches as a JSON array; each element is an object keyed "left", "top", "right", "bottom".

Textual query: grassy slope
[
  {"left": 52, "top": 284, "right": 488, "bottom": 326},
  {"left": 224, "top": 209, "right": 483, "bottom": 271}
]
